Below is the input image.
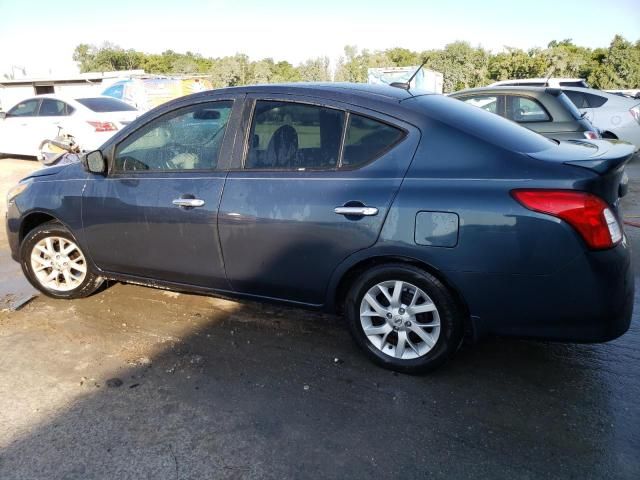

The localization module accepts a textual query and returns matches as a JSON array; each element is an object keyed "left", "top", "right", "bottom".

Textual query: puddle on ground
[{"left": 0, "top": 248, "right": 37, "bottom": 311}]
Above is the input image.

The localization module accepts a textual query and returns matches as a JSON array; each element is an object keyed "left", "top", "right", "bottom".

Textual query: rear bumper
[
  {"left": 450, "top": 237, "right": 634, "bottom": 343},
  {"left": 612, "top": 125, "right": 640, "bottom": 151}
]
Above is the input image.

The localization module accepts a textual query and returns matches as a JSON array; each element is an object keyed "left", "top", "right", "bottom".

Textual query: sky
[{"left": 0, "top": 0, "right": 639, "bottom": 77}]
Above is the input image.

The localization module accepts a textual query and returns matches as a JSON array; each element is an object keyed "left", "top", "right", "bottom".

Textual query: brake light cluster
[
  {"left": 583, "top": 130, "right": 600, "bottom": 140},
  {"left": 512, "top": 190, "right": 623, "bottom": 250},
  {"left": 630, "top": 105, "right": 640, "bottom": 125},
  {"left": 87, "top": 121, "right": 117, "bottom": 132}
]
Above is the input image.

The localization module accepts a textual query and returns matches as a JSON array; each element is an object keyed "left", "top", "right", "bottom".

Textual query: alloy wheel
[
  {"left": 30, "top": 236, "right": 88, "bottom": 292},
  {"left": 359, "top": 280, "right": 441, "bottom": 360}
]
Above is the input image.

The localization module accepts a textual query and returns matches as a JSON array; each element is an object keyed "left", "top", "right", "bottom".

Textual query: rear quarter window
[
  {"left": 75, "top": 97, "right": 137, "bottom": 112},
  {"left": 584, "top": 93, "right": 608, "bottom": 108},
  {"left": 342, "top": 114, "right": 405, "bottom": 168}
]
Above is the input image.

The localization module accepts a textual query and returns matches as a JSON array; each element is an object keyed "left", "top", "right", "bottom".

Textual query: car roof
[
  {"left": 7, "top": 94, "right": 134, "bottom": 112},
  {"left": 195, "top": 82, "right": 428, "bottom": 103},
  {"left": 490, "top": 77, "right": 585, "bottom": 83},
  {"left": 6, "top": 94, "right": 83, "bottom": 111},
  {"left": 450, "top": 86, "right": 559, "bottom": 97}
]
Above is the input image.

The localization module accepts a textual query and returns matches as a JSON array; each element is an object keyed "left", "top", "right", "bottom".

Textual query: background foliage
[{"left": 72, "top": 36, "right": 640, "bottom": 92}]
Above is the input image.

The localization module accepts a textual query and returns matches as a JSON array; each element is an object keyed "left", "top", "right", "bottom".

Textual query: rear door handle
[
  {"left": 172, "top": 198, "right": 205, "bottom": 208},
  {"left": 334, "top": 206, "right": 378, "bottom": 216}
]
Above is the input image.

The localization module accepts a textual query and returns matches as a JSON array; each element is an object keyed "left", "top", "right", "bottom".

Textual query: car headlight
[{"left": 6, "top": 181, "right": 30, "bottom": 204}]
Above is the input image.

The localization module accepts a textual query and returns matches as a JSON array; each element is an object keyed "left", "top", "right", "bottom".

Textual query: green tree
[
  {"left": 271, "top": 61, "right": 301, "bottom": 82},
  {"left": 298, "top": 57, "right": 331, "bottom": 82},
  {"left": 424, "top": 41, "right": 490, "bottom": 92},
  {"left": 71, "top": 35, "right": 640, "bottom": 91}
]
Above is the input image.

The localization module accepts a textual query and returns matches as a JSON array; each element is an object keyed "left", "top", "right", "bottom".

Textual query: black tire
[
  {"left": 344, "top": 263, "right": 464, "bottom": 374},
  {"left": 20, "top": 221, "right": 104, "bottom": 299}
]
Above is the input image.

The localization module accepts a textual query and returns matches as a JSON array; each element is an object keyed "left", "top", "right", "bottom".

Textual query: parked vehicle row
[
  {"left": 0, "top": 95, "right": 139, "bottom": 158},
  {"left": 560, "top": 87, "right": 640, "bottom": 148},
  {"left": 454, "top": 78, "right": 640, "bottom": 150},
  {"left": 6, "top": 83, "right": 633, "bottom": 373},
  {"left": 449, "top": 86, "right": 600, "bottom": 141}
]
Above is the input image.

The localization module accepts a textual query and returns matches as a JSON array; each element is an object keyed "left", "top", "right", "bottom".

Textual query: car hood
[{"left": 23, "top": 155, "right": 82, "bottom": 181}]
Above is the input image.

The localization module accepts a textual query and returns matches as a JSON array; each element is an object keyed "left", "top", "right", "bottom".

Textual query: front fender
[{"left": 7, "top": 177, "right": 88, "bottom": 260}]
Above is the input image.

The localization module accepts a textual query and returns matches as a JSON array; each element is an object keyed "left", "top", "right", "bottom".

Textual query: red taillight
[
  {"left": 583, "top": 130, "right": 600, "bottom": 140},
  {"left": 87, "top": 121, "right": 117, "bottom": 132},
  {"left": 512, "top": 189, "right": 622, "bottom": 250},
  {"left": 630, "top": 105, "right": 640, "bottom": 125}
]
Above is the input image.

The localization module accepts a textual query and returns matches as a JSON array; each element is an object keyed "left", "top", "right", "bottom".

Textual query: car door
[
  {"left": 81, "top": 97, "right": 240, "bottom": 289},
  {"left": 0, "top": 98, "right": 40, "bottom": 155},
  {"left": 218, "top": 95, "right": 420, "bottom": 305}
]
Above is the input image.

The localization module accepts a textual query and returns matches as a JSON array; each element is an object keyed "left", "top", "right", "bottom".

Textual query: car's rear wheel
[
  {"left": 344, "top": 264, "right": 464, "bottom": 373},
  {"left": 21, "top": 221, "right": 104, "bottom": 299}
]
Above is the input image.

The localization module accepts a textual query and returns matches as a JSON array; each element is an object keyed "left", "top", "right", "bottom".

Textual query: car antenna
[
  {"left": 544, "top": 65, "right": 555, "bottom": 87},
  {"left": 390, "top": 60, "right": 428, "bottom": 90}
]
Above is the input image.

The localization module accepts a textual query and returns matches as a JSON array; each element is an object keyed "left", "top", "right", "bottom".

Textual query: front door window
[{"left": 114, "top": 101, "right": 233, "bottom": 172}]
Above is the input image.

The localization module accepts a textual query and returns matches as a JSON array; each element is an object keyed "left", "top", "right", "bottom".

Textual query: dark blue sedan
[{"left": 5, "top": 84, "right": 634, "bottom": 373}]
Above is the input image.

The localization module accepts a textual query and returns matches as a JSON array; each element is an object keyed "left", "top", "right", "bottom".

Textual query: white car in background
[
  {"left": 0, "top": 95, "right": 139, "bottom": 157},
  {"left": 560, "top": 87, "right": 640, "bottom": 150},
  {"left": 489, "top": 78, "right": 590, "bottom": 88}
]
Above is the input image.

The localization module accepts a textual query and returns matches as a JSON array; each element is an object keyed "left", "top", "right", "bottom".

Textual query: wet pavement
[{"left": 0, "top": 157, "right": 639, "bottom": 479}]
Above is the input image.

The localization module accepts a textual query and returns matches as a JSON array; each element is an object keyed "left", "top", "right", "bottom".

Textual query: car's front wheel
[
  {"left": 21, "top": 221, "right": 104, "bottom": 299},
  {"left": 344, "top": 264, "right": 464, "bottom": 373}
]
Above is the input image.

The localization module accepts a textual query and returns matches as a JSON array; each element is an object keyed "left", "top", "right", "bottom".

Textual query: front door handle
[
  {"left": 334, "top": 206, "right": 378, "bottom": 216},
  {"left": 172, "top": 198, "right": 205, "bottom": 208}
]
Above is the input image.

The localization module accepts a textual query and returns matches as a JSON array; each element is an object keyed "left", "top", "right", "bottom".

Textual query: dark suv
[
  {"left": 5, "top": 84, "right": 633, "bottom": 373},
  {"left": 450, "top": 86, "right": 600, "bottom": 141}
]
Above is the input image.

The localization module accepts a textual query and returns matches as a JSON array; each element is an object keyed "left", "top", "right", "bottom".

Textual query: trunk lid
[{"left": 528, "top": 139, "right": 634, "bottom": 206}]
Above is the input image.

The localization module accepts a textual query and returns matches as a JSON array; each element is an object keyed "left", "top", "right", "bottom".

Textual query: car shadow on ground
[
  {"left": 1, "top": 155, "right": 639, "bottom": 479},
  {"left": 1, "top": 280, "right": 638, "bottom": 479}
]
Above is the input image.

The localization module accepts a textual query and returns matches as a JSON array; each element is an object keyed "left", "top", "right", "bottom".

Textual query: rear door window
[
  {"left": 245, "top": 101, "right": 344, "bottom": 170},
  {"left": 341, "top": 114, "right": 405, "bottom": 168},
  {"left": 506, "top": 96, "right": 550, "bottom": 122},
  {"left": 38, "top": 99, "right": 73, "bottom": 116}
]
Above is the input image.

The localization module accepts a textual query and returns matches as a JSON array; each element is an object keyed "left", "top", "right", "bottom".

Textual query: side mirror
[
  {"left": 0, "top": 111, "right": 6, "bottom": 120},
  {"left": 82, "top": 150, "right": 107, "bottom": 174}
]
